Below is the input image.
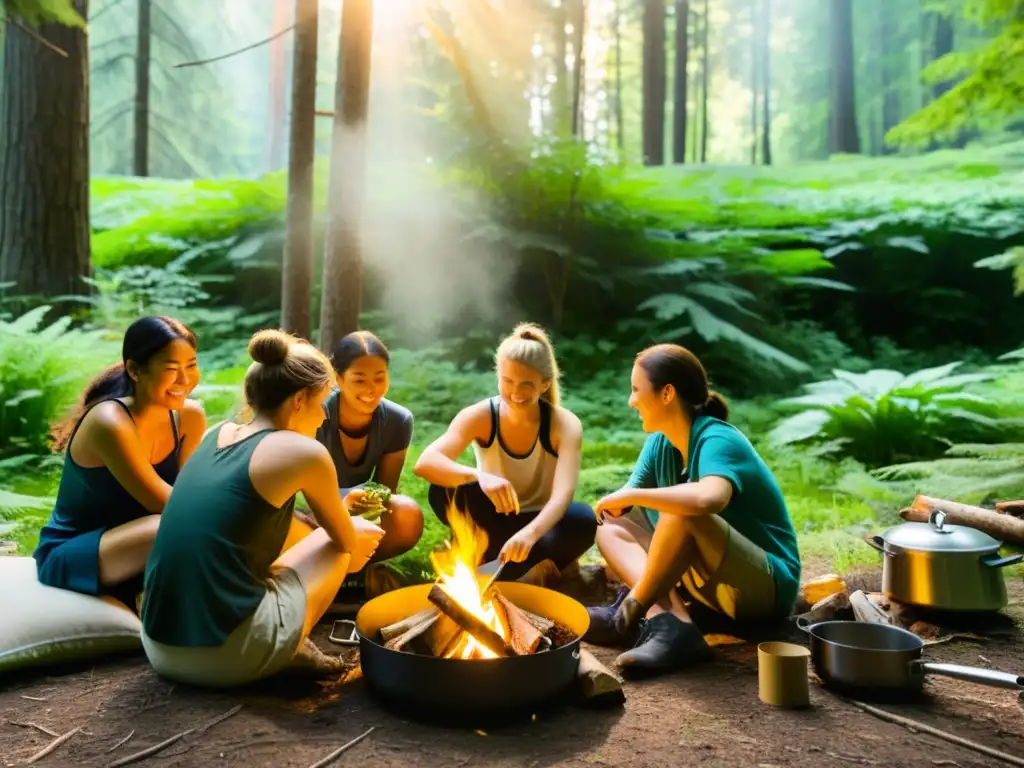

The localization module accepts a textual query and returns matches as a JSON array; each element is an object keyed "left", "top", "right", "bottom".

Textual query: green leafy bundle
[{"left": 348, "top": 482, "right": 393, "bottom": 523}]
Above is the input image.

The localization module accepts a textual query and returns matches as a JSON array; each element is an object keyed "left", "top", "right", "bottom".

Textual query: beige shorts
[
  {"left": 141, "top": 566, "right": 307, "bottom": 688},
  {"left": 630, "top": 509, "right": 777, "bottom": 621}
]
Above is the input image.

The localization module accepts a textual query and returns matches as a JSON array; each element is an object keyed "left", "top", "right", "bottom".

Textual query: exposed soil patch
[{"left": 2, "top": 564, "right": 1022, "bottom": 768}]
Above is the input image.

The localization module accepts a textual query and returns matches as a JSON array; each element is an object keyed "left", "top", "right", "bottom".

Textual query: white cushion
[{"left": 0, "top": 556, "right": 141, "bottom": 674}]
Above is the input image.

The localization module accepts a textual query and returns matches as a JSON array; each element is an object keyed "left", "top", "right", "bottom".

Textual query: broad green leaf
[
  {"left": 898, "top": 361, "right": 962, "bottom": 389},
  {"left": 769, "top": 410, "right": 832, "bottom": 445},
  {"left": 780, "top": 277, "right": 856, "bottom": 291},
  {"left": 885, "top": 236, "right": 930, "bottom": 254},
  {"left": 759, "top": 249, "right": 832, "bottom": 276}
]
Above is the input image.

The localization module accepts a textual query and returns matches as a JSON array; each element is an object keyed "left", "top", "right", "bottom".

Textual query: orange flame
[{"left": 429, "top": 502, "right": 507, "bottom": 659}]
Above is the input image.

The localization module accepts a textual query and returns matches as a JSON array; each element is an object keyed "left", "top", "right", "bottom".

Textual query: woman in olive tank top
[
  {"left": 414, "top": 323, "right": 596, "bottom": 584},
  {"left": 141, "top": 330, "right": 385, "bottom": 687},
  {"left": 34, "top": 316, "right": 206, "bottom": 609}
]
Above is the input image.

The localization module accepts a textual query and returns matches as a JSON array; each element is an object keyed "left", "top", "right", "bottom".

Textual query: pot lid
[{"left": 881, "top": 511, "right": 1001, "bottom": 553}]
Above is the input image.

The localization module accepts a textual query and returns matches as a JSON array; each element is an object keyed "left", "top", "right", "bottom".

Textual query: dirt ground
[{"left": 2, "top": 563, "right": 1022, "bottom": 768}]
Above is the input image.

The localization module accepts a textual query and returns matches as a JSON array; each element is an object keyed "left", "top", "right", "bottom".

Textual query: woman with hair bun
[
  {"left": 584, "top": 343, "right": 801, "bottom": 676},
  {"left": 414, "top": 323, "right": 596, "bottom": 583},
  {"left": 140, "top": 330, "right": 384, "bottom": 686},
  {"left": 34, "top": 316, "right": 206, "bottom": 609}
]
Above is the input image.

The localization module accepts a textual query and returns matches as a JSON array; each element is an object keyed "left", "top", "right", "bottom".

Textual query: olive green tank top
[{"left": 141, "top": 425, "right": 296, "bottom": 647}]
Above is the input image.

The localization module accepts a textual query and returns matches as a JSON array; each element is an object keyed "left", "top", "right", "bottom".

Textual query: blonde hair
[
  {"left": 243, "top": 329, "right": 333, "bottom": 414},
  {"left": 495, "top": 322, "right": 561, "bottom": 406}
]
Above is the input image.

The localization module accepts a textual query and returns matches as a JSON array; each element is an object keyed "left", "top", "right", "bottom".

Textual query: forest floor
[{"left": 2, "top": 560, "right": 1022, "bottom": 768}]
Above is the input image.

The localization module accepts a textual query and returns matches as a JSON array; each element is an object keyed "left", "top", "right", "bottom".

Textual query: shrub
[
  {"left": 0, "top": 308, "right": 119, "bottom": 454},
  {"left": 768, "top": 362, "right": 1006, "bottom": 466}
]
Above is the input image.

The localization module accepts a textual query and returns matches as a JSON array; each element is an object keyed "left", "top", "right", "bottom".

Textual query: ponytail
[
  {"left": 51, "top": 364, "right": 132, "bottom": 451},
  {"left": 495, "top": 322, "right": 562, "bottom": 407},
  {"left": 701, "top": 391, "right": 730, "bottom": 422}
]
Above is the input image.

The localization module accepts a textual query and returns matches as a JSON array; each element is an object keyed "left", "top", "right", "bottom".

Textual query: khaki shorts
[
  {"left": 631, "top": 509, "right": 777, "bottom": 621},
  {"left": 141, "top": 566, "right": 307, "bottom": 688}
]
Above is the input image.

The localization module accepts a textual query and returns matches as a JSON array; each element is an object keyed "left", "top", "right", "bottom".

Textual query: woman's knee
[{"left": 595, "top": 516, "right": 633, "bottom": 552}]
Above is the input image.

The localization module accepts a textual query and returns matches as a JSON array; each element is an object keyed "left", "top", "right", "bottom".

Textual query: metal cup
[{"left": 758, "top": 641, "right": 811, "bottom": 708}]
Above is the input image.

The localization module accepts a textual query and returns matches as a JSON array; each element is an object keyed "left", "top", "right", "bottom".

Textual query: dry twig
[
  {"left": 7, "top": 18, "right": 69, "bottom": 57},
  {"left": 108, "top": 729, "right": 195, "bottom": 767},
  {"left": 306, "top": 726, "right": 376, "bottom": 768},
  {"left": 849, "top": 700, "right": 1024, "bottom": 767},
  {"left": 107, "top": 729, "right": 136, "bottom": 753},
  {"left": 7, "top": 720, "right": 60, "bottom": 737},
  {"left": 19, "top": 695, "right": 48, "bottom": 702},
  {"left": 196, "top": 704, "right": 243, "bottom": 733},
  {"left": 26, "top": 726, "right": 82, "bottom": 764}
]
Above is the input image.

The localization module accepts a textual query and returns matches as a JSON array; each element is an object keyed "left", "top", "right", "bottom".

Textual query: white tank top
[{"left": 472, "top": 397, "right": 559, "bottom": 511}]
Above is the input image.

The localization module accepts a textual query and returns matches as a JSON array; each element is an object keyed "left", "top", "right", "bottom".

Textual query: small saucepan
[{"left": 797, "top": 619, "right": 1023, "bottom": 695}]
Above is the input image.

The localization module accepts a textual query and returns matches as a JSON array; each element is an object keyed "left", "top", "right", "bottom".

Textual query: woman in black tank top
[{"left": 34, "top": 316, "right": 206, "bottom": 608}]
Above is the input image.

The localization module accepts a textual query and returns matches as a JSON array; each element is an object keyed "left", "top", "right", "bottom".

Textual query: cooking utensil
[
  {"left": 797, "top": 618, "right": 1023, "bottom": 694},
  {"left": 865, "top": 509, "right": 1024, "bottom": 611},
  {"left": 354, "top": 582, "right": 589, "bottom": 722},
  {"left": 478, "top": 558, "right": 507, "bottom": 596}
]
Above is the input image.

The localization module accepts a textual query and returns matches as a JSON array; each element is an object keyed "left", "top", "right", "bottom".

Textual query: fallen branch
[
  {"left": 107, "top": 729, "right": 135, "bottom": 752},
  {"left": 196, "top": 704, "right": 243, "bottom": 733},
  {"left": 108, "top": 729, "right": 195, "bottom": 767},
  {"left": 905, "top": 496, "right": 1024, "bottom": 544},
  {"left": 175, "top": 25, "right": 295, "bottom": 68},
  {"left": 306, "top": 726, "right": 376, "bottom": 768},
  {"left": 19, "top": 695, "right": 48, "bottom": 702},
  {"left": 26, "top": 726, "right": 82, "bottom": 764},
  {"left": 849, "top": 700, "right": 1024, "bottom": 767},
  {"left": 7, "top": 720, "right": 60, "bottom": 737}
]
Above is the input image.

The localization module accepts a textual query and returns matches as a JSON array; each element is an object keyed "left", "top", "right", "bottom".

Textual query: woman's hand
[
  {"left": 477, "top": 471, "right": 520, "bottom": 515},
  {"left": 996, "top": 499, "right": 1024, "bottom": 517},
  {"left": 347, "top": 515, "right": 386, "bottom": 572},
  {"left": 499, "top": 528, "right": 538, "bottom": 564},
  {"left": 594, "top": 489, "right": 634, "bottom": 522}
]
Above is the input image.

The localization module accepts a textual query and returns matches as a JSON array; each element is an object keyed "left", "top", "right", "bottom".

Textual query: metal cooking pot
[
  {"left": 353, "top": 581, "right": 589, "bottom": 724},
  {"left": 798, "top": 619, "right": 1023, "bottom": 694},
  {"left": 866, "top": 510, "right": 1024, "bottom": 611}
]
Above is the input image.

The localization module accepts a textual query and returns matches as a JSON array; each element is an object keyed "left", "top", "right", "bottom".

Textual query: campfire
[{"left": 377, "top": 504, "right": 574, "bottom": 660}]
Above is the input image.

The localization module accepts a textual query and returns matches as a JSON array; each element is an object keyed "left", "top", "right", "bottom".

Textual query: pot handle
[
  {"left": 916, "top": 662, "right": 1024, "bottom": 691},
  {"left": 794, "top": 616, "right": 812, "bottom": 633},
  {"left": 981, "top": 553, "right": 1024, "bottom": 569},
  {"left": 864, "top": 535, "right": 894, "bottom": 556}
]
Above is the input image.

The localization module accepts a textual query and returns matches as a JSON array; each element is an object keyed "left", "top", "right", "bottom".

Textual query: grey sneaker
[
  {"left": 585, "top": 587, "right": 640, "bottom": 647},
  {"left": 615, "top": 613, "right": 713, "bottom": 675}
]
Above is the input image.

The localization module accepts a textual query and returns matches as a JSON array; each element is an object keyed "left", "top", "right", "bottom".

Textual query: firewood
[
  {"left": 520, "top": 608, "right": 556, "bottom": 636},
  {"left": 384, "top": 612, "right": 439, "bottom": 652},
  {"left": 381, "top": 608, "right": 438, "bottom": 643},
  {"left": 426, "top": 614, "right": 461, "bottom": 657},
  {"left": 800, "top": 574, "right": 848, "bottom": 607},
  {"left": 492, "top": 593, "right": 545, "bottom": 655},
  {"left": 904, "top": 495, "right": 1024, "bottom": 545},
  {"left": 798, "top": 590, "right": 851, "bottom": 623},
  {"left": 576, "top": 649, "right": 625, "bottom": 708},
  {"left": 427, "top": 584, "right": 518, "bottom": 657},
  {"left": 849, "top": 590, "right": 893, "bottom": 625}
]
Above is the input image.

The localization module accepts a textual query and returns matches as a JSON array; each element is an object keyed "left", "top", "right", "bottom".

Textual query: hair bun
[
  {"left": 249, "top": 329, "right": 291, "bottom": 366},
  {"left": 703, "top": 391, "right": 730, "bottom": 422}
]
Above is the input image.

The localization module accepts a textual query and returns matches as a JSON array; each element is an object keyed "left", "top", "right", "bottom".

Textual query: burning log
[
  {"left": 904, "top": 495, "right": 1024, "bottom": 545},
  {"left": 384, "top": 609, "right": 462, "bottom": 657},
  {"left": 492, "top": 593, "right": 545, "bottom": 655},
  {"left": 381, "top": 608, "right": 438, "bottom": 643},
  {"left": 577, "top": 649, "right": 625, "bottom": 708},
  {"left": 519, "top": 607, "right": 555, "bottom": 637},
  {"left": 427, "top": 584, "right": 518, "bottom": 657}
]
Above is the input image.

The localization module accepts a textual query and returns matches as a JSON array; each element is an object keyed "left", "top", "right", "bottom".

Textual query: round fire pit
[{"left": 355, "top": 581, "right": 590, "bottom": 723}]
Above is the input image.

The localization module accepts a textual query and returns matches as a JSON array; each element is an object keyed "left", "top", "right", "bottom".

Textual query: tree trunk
[
  {"left": 613, "top": 0, "right": 624, "bottom": 150},
  {"left": 319, "top": 0, "right": 373, "bottom": 353},
  {"left": 133, "top": 0, "right": 151, "bottom": 177},
  {"left": 672, "top": 0, "right": 689, "bottom": 164},
  {"left": 553, "top": 1, "right": 570, "bottom": 136},
  {"left": 700, "top": 0, "right": 709, "bottom": 163},
  {"left": 267, "top": 0, "right": 291, "bottom": 172},
  {"left": 879, "top": 2, "right": 900, "bottom": 152},
  {"left": 931, "top": 12, "right": 954, "bottom": 100},
  {"left": 642, "top": 0, "right": 667, "bottom": 166},
  {"left": 828, "top": 0, "right": 860, "bottom": 154},
  {"left": 569, "top": 0, "right": 586, "bottom": 139},
  {"left": 281, "top": 0, "right": 318, "bottom": 341},
  {"left": 0, "top": 0, "right": 91, "bottom": 301},
  {"left": 749, "top": 0, "right": 758, "bottom": 165},
  {"left": 760, "top": 0, "right": 771, "bottom": 165}
]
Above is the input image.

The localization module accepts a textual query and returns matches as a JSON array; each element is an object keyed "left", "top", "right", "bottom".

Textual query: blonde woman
[{"left": 414, "top": 323, "right": 595, "bottom": 582}]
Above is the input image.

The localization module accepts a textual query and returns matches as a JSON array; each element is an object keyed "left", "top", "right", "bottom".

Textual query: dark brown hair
[
  {"left": 330, "top": 330, "right": 390, "bottom": 375},
  {"left": 51, "top": 316, "right": 197, "bottom": 451},
  {"left": 635, "top": 343, "right": 729, "bottom": 422},
  {"left": 243, "top": 329, "right": 333, "bottom": 413}
]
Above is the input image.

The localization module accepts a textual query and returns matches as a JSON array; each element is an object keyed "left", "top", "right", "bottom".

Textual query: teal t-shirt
[{"left": 625, "top": 415, "right": 802, "bottom": 615}]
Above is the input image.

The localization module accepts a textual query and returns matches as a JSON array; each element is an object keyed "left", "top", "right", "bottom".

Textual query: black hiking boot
[{"left": 615, "top": 613, "right": 713, "bottom": 676}]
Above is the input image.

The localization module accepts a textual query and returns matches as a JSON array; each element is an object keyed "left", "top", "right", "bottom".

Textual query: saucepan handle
[
  {"left": 981, "top": 553, "right": 1024, "bottom": 569},
  {"left": 794, "top": 615, "right": 812, "bottom": 633},
  {"left": 864, "top": 535, "right": 894, "bottom": 557},
  {"left": 917, "top": 662, "right": 1024, "bottom": 691}
]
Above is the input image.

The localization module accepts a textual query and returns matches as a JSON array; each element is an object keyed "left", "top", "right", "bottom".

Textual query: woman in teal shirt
[{"left": 584, "top": 343, "right": 801, "bottom": 676}]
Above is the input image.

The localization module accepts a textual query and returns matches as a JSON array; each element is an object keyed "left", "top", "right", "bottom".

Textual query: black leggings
[{"left": 428, "top": 483, "right": 597, "bottom": 582}]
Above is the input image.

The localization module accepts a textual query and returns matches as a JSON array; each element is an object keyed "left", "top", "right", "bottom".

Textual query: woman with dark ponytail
[
  {"left": 583, "top": 344, "right": 801, "bottom": 676},
  {"left": 34, "top": 316, "right": 207, "bottom": 609}
]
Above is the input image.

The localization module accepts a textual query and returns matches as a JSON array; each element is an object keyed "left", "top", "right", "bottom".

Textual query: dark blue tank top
[{"left": 34, "top": 399, "right": 181, "bottom": 551}]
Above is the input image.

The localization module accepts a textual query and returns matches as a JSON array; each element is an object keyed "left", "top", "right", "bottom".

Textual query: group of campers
[{"left": 33, "top": 317, "right": 801, "bottom": 688}]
